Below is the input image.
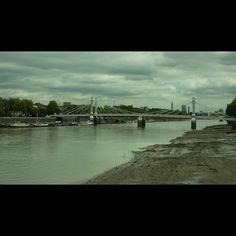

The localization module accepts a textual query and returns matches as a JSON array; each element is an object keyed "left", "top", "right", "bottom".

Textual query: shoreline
[{"left": 86, "top": 124, "right": 236, "bottom": 184}]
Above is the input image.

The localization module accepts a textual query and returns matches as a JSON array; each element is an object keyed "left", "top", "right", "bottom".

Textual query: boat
[
  {"left": 9, "top": 121, "right": 31, "bottom": 128},
  {"left": 69, "top": 122, "right": 79, "bottom": 126},
  {"left": 31, "top": 123, "right": 49, "bottom": 127},
  {"left": 0, "top": 123, "right": 9, "bottom": 128},
  {"left": 219, "top": 116, "right": 224, "bottom": 122},
  {"left": 146, "top": 119, "right": 156, "bottom": 123},
  {"left": 79, "top": 120, "right": 94, "bottom": 125},
  {"left": 31, "top": 111, "right": 49, "bottom": 127}
]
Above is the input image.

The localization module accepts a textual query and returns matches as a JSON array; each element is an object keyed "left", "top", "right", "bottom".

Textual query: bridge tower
[
  {"left": 192, "top": 97, "right": 196, "bottom": 115},
  {"left": 89, "top": 97, "right": 94, "bottom": 122},
  {"left": 93, "top": 98, "right": 98, "bottom": 125},
  {"left": 94, "top": 98, "right": 98, "bottom": 115},
  {"left": 90, "top": 97, "right": 93, "bottom": 115},
  {"left": 191, "top": 97, "right": 196, "bottom": 130},
  {"left": 90, "top": 97, "right": 94, "bottom": 115},
  {"left": 137, "top": 116, "right": 145, "bottom": 128}
]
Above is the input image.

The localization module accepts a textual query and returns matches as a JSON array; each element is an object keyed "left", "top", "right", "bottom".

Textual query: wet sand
[{"left": 86, "top": 124, "right": 236, "bottom": 184}]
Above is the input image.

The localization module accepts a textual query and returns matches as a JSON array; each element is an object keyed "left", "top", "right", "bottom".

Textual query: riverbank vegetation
[
  {"left": 226, "top": 97, "right": 236, "bottom": 117},
  {"left": 0, "top": 97, "right": 61, "bottom": 117},
  {"left": 0, "top": 96, "right": 230, "bottom": 118},
  {"left": 0, "top": 97, "right": 185, "bottom": 117}
]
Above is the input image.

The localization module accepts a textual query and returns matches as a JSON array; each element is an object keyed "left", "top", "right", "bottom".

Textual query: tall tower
[
  {"left": 94, "top": 98, "right": 98, "bottom": 115},
  {"left": 192, "top": 97, "right": 196, "bottom": 115},
  {"left": 191, "top": 97, "right": 196, "bottom": 130},
  {"left": 171, "top": 101, "right": 173, "bottom": 110},
  {"left": 90, "top": 97, "right": 94, "bottom": 115}
]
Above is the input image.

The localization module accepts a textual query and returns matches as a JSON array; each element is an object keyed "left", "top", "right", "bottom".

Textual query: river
[{"left": 0, "top": 120, "right": 225, "bottom": 184}]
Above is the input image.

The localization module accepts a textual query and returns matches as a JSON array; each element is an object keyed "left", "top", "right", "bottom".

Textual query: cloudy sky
[{"left": 0, "top": 51, "right": 235, "bottom": 112}]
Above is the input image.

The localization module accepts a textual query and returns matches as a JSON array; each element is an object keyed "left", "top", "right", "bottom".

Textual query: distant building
[
  {"left": 219, "top": 108, "right": 224, "bottom": 114},
  {"left": 171, "top": 101, "right": 173, "bottom": 110},
  {"left": 140, "top": 106, "right": 149, "bottom": 111},
  {"left": 199, "top": 110, "right": 208, "bottom": 116},
  {"left": 34, "top": 103, "right": 47, "bottom": 109},
  {"left": 63, "top": 102, "right": 71, "bottom": 106},
  {"left": 181, "top": 105, "right": 187, "bottom": 113},
  {"left": 188, "top": 106, "right": 190, "bottom": 114}
]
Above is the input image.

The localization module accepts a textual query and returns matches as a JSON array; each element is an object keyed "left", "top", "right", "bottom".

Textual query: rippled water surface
[{"left": 0, "top": 120, "right": 224, "bottom": 184}]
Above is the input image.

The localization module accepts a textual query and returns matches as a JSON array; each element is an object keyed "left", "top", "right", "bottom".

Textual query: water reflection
[{"left": 46, "top": 127, "right": 60, "bottom": 156}]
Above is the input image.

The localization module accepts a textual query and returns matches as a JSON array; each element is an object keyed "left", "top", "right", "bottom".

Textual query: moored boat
[
  {"left": 219, "top": 116, "right": 224, "bottom": 122},
  {"left": 31, "top": 123, "right": 49, "bottom": 127},
  {"left": 9, "top": 122, "right": 31, "bottom": 128},
  {"left": 79, "top": 120, "right": 93, "bottom": 125},
  {"left": 69, "top": 122, "right": 79, "bottom": 126}
]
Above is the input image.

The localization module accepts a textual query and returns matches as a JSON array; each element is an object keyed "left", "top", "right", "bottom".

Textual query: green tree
[
  {"left": 20, "top": 99, "right": 28, "bottom": 115},
  {"left": 25, "top": 99, "right": 33, "bottom": 116},
  {"left": 47, "top": 100, "right": 60, "bottom": 115},
  {"left": 3, "top": 98, "right": 10, "bottom": 116},
  {"left": 0, "top": 97, "right": 4, "bottom": 116},
  {"left": 20, "top": 99, "right": 33, "bottom": 116},
  {"left": 226, "top": 98, "right": 236, "bottom": 117},
  {"left": 8, "top": 98, "right": 17, "bottom": 115}
]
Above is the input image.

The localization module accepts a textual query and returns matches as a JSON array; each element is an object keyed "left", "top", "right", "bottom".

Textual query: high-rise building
[
  {"left": 181, "top": 105, "right": 187, "bottom": 113},
  {"left": 188, "top": 106, "right": 190, "bottom": 114},
  {"left": 171, "top": 101, "right": 173, "bottom": 110}
]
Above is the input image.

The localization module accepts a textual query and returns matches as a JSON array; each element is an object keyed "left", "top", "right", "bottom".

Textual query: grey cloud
[
  {"left": 124, "top": 75, "right": 154, "bottom": 81},
  {"left": 50, "top": 84, "right": 139, "bottom": 98},
  {"left": 0, "top": 52, "right": 236, "bottom": 109},
  {"left": 219, "top": 53, "right": 236, "bottom": 66}
]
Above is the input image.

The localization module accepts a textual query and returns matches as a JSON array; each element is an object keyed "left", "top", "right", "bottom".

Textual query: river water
[{"left": 0, "top": 120, "right": 225, "bottom": 184}]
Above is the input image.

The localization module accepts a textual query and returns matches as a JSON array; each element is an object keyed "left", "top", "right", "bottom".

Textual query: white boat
[
  {"left": 32, "top": 112, "right": 49, "bottom": 127},
  {"left": 87, "top": 120, "right": 93, "bottom": 125},
  {"left": 9, "top": 121, "right": 31, "bottom": 128},
  {"left": 31, "top": 123, "right": 49, "bottom": 127},
  {"left": 79, "top": 120, "right": 94, "bottom": 125}
]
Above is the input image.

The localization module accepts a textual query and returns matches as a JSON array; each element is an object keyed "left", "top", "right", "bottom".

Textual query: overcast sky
[{"left": 0, "top": 51, "right": 235, "bottom": 112}]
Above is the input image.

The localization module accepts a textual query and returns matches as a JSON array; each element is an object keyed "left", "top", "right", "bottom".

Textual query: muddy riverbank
[{"left": 86, "top": 124, "right": 236, "bottom": 184}]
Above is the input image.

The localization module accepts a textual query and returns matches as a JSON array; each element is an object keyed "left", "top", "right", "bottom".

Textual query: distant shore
[{"left": 86, "top": 124, "right": 236, "bottom": 184}]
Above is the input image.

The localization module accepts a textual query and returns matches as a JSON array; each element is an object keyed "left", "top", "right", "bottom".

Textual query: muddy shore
[{"left": 86, "top": 124, "right": 236, "bottom": 184}]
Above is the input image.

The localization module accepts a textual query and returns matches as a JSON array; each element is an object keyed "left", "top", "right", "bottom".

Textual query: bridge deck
[{"left": 50, "top": 114, "right": 233, "bottom": 120}]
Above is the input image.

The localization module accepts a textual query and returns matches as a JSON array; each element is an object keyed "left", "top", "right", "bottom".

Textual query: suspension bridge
[{"left": 51, "top": 97, "right": 231, "bottom": 120}]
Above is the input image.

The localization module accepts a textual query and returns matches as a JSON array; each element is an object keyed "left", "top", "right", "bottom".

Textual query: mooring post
[
  {"left": 93, "top": 115, "right": 98, "bottom": 125},
  {"left": 191, "top": 97, "right": 196, "bottom": 130},
  {"left": 137, "top": 116, "right": 145, "bottom": 128}
]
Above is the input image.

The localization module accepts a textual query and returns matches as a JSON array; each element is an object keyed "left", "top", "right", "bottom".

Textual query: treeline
[
  {"left": 226, "top": 98, "right": 236, "bottom": 117},
  {"left": 117, "top": 104, "right": 151, "bottom": 113},
  {"left": 0, "top": 97, "right": 62, "bottom": 117},
  {"left": 116, "top": 104, "right": 186, "bottom": 114},
  {"left": 116, "top": 104, "right": 165, "bottom": 113}
]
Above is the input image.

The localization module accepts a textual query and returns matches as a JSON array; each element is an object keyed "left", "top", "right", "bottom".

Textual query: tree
[
  {"left": 0, "top": 97, "right": 4, "bottom": 116},
  {"left": 25, "top": 99, "right": 33, "bottom": 116},
  {"left": 226, "top": 98, "right": 236, "bottom": 117},
  {"left": 3, "top": 98, "right": 10, "bottom": 116},
  {"left": 47, "top": 100, "right": 60, "bottom": 115}
]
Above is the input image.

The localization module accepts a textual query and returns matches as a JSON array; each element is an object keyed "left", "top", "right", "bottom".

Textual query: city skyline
[{"left": 0, "top": 51, "right": 235, "bottom": 111}]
